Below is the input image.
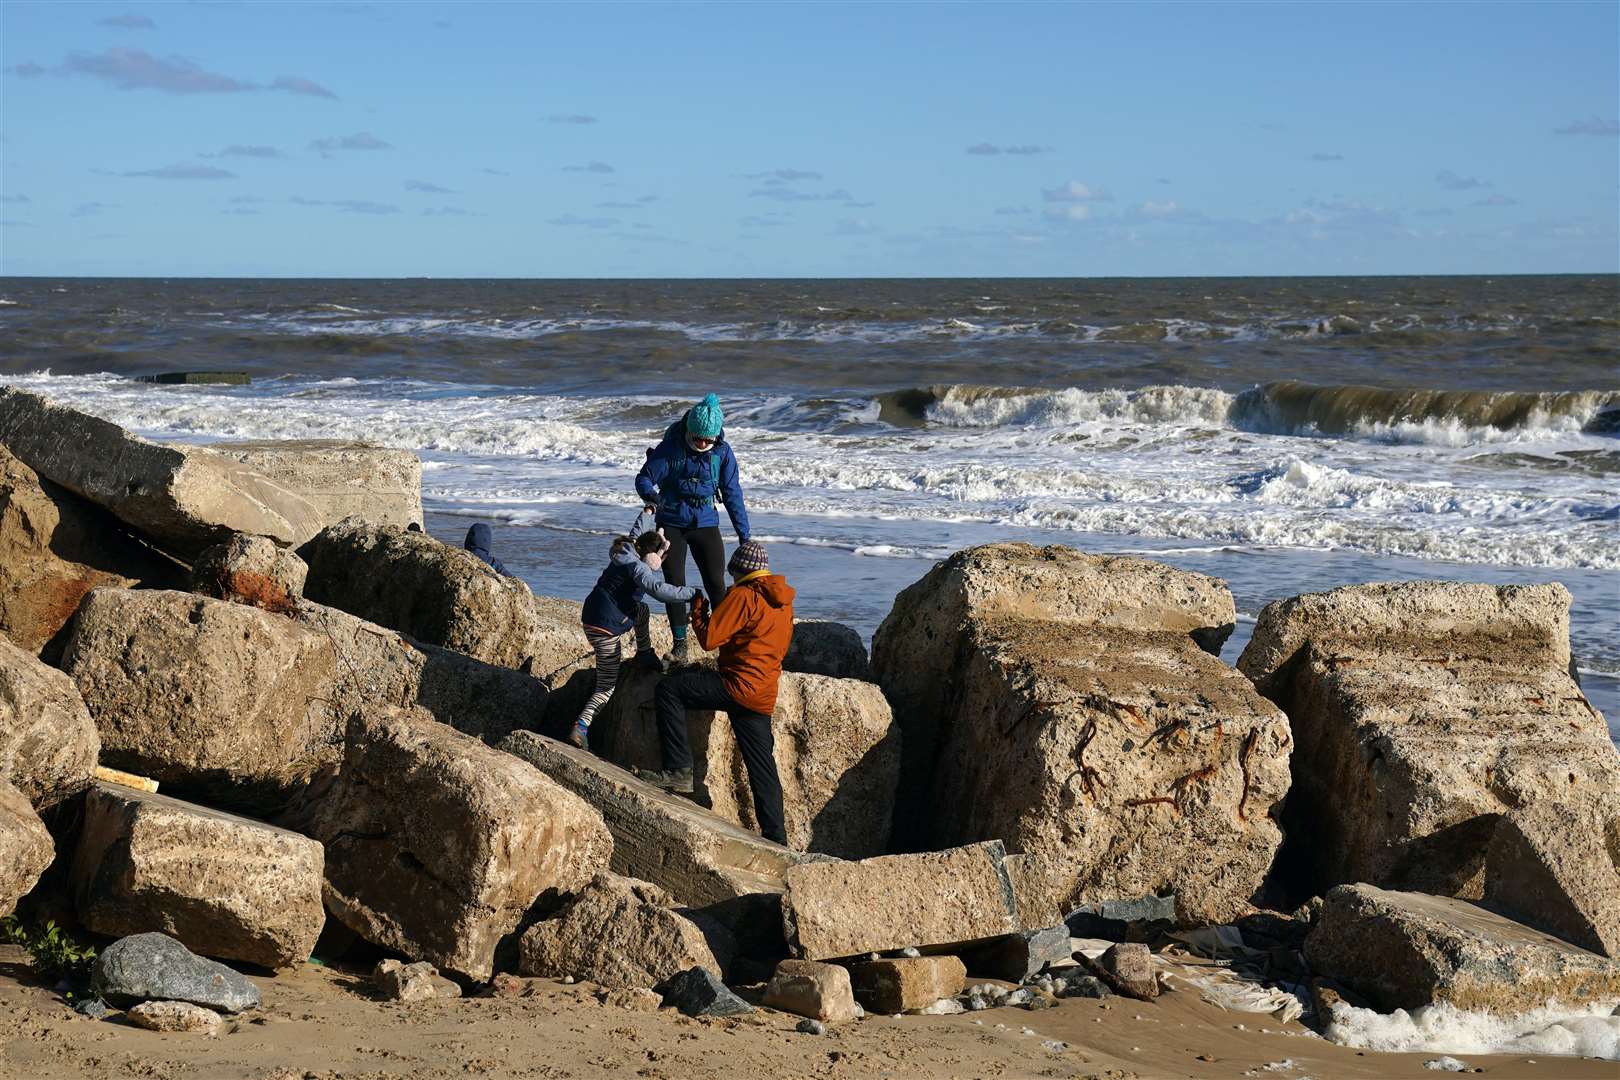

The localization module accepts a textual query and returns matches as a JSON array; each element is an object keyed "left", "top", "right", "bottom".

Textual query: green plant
[{"left": 1, "top": 916, "right": 97, "bottom": 981}]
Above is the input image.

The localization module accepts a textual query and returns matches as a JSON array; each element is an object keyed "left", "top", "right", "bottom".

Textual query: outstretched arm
[
  {"left": 632, "top": 559, "right": 698, "bottom": 605},
  {"left": 636, "top": 449, "right": 667, "bottom": 509},
  {"left": 720, "top": 446, "right": 750, "bottom": 540}
]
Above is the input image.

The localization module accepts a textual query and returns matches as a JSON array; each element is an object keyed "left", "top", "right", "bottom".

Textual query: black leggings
[{"left": 662, "top": 525, "right": 727, "bottom": 632}]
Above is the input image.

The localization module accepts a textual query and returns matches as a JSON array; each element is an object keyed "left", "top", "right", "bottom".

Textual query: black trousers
[
  {"left": 661, "top": 524, "right": 727, "bottom": 633},
  {"left": 655, "top": 668, "right": 787, "bottom": 846}
]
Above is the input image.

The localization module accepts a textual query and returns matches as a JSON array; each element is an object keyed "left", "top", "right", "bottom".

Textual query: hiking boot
[
  {"left": 631, "top": 649, "right": 665, "bottom": 674},
  {"left": 635, "top": 767, "right": 694, "bottom": 794},
  {"left": 670, "top": 638, "right": 692, "bottom": 666},
  {"left": 567, "top": 722, "right": 590, "bottom": 750}
]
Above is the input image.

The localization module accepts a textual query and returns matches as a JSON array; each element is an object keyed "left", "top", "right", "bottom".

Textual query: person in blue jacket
[
  {"left": 571, "top": 511, "right": 700, "bottom": 749},
  {"left": 463, "top": 522, "right": 510, "bottom": 576},
  {"left": 635, "top": 393, "right": 751, "bottom": 665}
]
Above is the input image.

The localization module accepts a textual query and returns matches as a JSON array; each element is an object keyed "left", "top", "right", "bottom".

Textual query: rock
[
  {"left": 764, "top": 959, "right": 860, "bottom": 1022},
  {"left": 657, "top": 966, "right": 753, "bottom": 1017},
  {"left": 794, "top": 1017, "right": 827, "bottom": 1035},
  {"left": 1066, "top": 894, "right": 1179, "bottom": 940},
  {"left": 0, "top": 636, "right": 99, "bottom": 808},
  {"left": 1485, "top": 803, "right": 1620, "bottom": 958},
  {"left": 1092, "top": 943, "right": 1158, "bottom": 1001},
  {"left": 0, "top": 781, "right": 53, "bottom": 918},
  {"left": 697, "top": 673, "right": 900, "bottom": 858},
  {"left": 519, "top": 873, "right": 731, "bottom": 990},
  {"left": 0, "top": 443, "right": 181, "bottom": 656},
  {"left": 527, "top": 596, "right": 698, "bottom": 732},
  {"left": 781, "top": 840, "right": 1034, "bottom": 961},
  {"left": 190, "top": 534, "right": 307, "bottom": 612},
  {"left": 905, "top": 616, "right": 1290, "bottom": 923},
  {"left": 1239, "top": 582, "right": 1620, "bottom": 898},
  {"left": 499, "top": 731, "right": 804, "bottom": 956},
  {"left": 911, "top": 996, "right": 966, "bottom": 1015},
  {"left": 847, "top": 956, "right": 966, "bottom": 1014},
  {"left": 373, "top": 959, "right": 461, "bottom": 1002},
  {"left": 783, "top": 621, "right": 872, "bottom": 681},
  {"left": 74, "top": 998, "right": 111, "bottom": 1020},
  {"left": 93, "top": 932, "right": 261, "bottom": 1013},
  {"left": 288, "top": 709, "right": 612, "bottom": 981},
  {"left": 1304, "top": 884, "right": 1620, "bottom": 1015},
  {"left": 960, "top": 925, "right": 1072, "bottom": 982},
  {"left": 299, "top": 518, "right": 541, "bottom": 668},
  {"left": 296, "top": 600, "right": 540, "bottom": 746},
  {"left": 125, "top": 1000, "right": 225, "bottom": 1034},
  {"left": 61, "top": 589, "right": 338, "bottom": 798},
  {"left": 72, "top": 783, "right": 325, "bottom": 969},
  {"left": 206, "top": 440, "right": 421, "bottom": 534},
  {"left": 1058, "top": 974, "right": 1111, "bottom": 999},
  {"left": 0, "top": 387, "right": 326, "bottom": 558}
]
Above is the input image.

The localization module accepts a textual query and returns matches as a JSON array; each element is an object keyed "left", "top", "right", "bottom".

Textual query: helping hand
[{"left": 690, "top": 591, "right": 708, "bottom": 618}]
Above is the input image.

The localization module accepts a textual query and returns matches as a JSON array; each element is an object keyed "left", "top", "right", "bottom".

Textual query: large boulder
[
  {"left": 300, "top": 518, "right": 541, "bottom": 668},
  {"left": 286, "top": 709, "right": 612, "bottom": 981},
  {"left": 871, "top": 544, "right": 1281, "bottom": 922},
  {"left": 205, "top": 440, "right": 421, "bottom": 532},
  {"left": 0, "top": 780, "right": 54, "bottom": 918},
  {"left": 0, "top": 387, "right": 326, "bottom": 558},
  {"left": 92, "top": 932, "right": 260, "bottom": 1012},
  {"left": 0, "top": 443, "right": 182, "bottom": 655},
  {"left": 295, "top": 600, "right": 542, "bottom": 746},
  {"left": 592, "top": 667, "right": 901, "bottom": 858},
  {"left": 783, "top": 621, "right": 872, "bottom": 681},
  {"left": 781, "top": 840, "right": 1040, "bottom": 961},
  {"left": 518, "top": 873, "right": 731, "bottom": 989},
  {"left": 1238, "top": 581, "right": 1619, "bottom": 899},
  {"left": 73, "top": 783, "right": 325, "bottom": 969},
  {"left": 61, "top": 589, "right": 338, "bottom": 799},
  {"left": 1304, "top": 884, "right": 1620, "bottom": 1015},
  {"left": 1485, "top": 802, "right": 1620, "bottom": 958},
  {"left": 499, "top": 731, "right": 804, "bottom": 956},
  {"left": 190, "top": 533, "right": 307, "bottom": 612},
  {"left": 0, "top": 636, "right": 100, "bottom": 808}
]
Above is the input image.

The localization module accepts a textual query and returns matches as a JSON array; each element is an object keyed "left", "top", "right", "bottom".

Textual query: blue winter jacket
[
  {"left": 634, "top": 417, "right": 751, "bottom": 538},
  {"left": 581, "top": 514, "right": 700, "bottom": 635},
  {"left": 464, "top": 523, "right": 509, "bottom": 575}
]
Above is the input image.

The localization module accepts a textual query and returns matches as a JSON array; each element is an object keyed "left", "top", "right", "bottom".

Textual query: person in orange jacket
[{"left": 639, "top": 539, "right": 792, "bottom": 846}]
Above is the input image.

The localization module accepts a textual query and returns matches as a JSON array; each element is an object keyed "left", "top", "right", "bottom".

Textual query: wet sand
[{"left": 1, "top": 948, "right": 1608, "bottom": 1080}]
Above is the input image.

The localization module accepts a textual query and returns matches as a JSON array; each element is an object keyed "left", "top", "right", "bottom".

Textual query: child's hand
[
  {"left": 644, "top": 549, "right": 664, "bottom": 572},
  {"left": 691, "top": 591, "right": 708, "bottom": 619}
]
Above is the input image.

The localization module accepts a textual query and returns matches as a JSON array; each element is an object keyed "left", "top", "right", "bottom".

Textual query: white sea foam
[{"left": 1324, "top": 1000, "right": 1620, "bottom": 1060}]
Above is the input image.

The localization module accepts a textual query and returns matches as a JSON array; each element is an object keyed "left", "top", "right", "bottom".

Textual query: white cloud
[{"left": 1042, "top": 181, "right": 1111, "bottom": 203}]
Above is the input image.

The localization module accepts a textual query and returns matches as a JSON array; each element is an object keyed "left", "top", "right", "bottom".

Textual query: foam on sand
[{"left": 1324, "top": 999, "right": 1620, "bottom": 1060}]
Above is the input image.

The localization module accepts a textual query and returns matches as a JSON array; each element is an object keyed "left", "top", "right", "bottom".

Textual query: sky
[{"left": 1, "top": 1, "right": 1616, "bottom": 278}]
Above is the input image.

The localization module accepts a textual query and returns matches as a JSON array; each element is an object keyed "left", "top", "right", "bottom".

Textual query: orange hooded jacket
[{"left": 692, "top": 571, "right": 796, "bottom": 715}]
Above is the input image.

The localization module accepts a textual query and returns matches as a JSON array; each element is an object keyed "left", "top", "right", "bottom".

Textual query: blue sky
[{"left": 2, "top": 1, "right": 1616, "bottom": 277}]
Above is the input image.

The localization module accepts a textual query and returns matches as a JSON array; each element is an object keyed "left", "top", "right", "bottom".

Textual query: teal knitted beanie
[{"left": 686, "top": 393, "right": 724, "bottom": 439}]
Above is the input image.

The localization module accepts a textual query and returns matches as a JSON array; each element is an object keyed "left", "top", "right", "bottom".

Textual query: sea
[{"left": 1, "top": 275, "right": 1616, "bottom": 735}]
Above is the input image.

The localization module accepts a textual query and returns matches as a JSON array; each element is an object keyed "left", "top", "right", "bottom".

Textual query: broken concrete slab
[
  {"left": 0, "top": 636, "right": 99, "bottom": 809},
  {"left": 207, "top": 440, "right": 421, "bottom": 533},
  {"left": 62, "top": 588, "right": 338, "bottom": 798},
  {"left": 289, "top": 710, "right": 612, "bottom": 981},
  {"left": 765, "top": 959, "right": 860, "bottom": 1022},
  {"left": 0, "top": 443, "right": 182, "bottom": 656},
  {"left": 0, "top": 780, "right": 53, "bottom": 918},
  {"left": 1485, "top": 802, "right": 1620, "bottom": 958},
  {"left": 190, "top": 533, "right": 307, "bottom": 612},
  {"left": 1304, "top": 884, "right": 1620, "bottom": 1015},
  {"left": 781, "top": 840, "right": 1033, "bottom": 961},
  {"left": 73, "top": 783, "right": 325, "bottom": 969},
  {"left": 0, "top": 387, "right": 326, "bottom": 558},
  {"left": 519, "top": 873, "right": 730, "bottom": 990},
  {"left": 1239, "top": 581, "right": 1620, "bottom": 899},
  {"left": 499, "top": 731, "right": 803, "bottom": 955},
  {"left": 300, "top": 518, "right": 540, "bottom": 668},
  {"left": 847, "top": 956, "right": 966, "bottom": 1014}
]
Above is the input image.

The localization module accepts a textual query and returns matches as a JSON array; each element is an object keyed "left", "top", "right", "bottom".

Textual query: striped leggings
[{"left": 575, "top": 603, "right": 652, "bottom": 730}]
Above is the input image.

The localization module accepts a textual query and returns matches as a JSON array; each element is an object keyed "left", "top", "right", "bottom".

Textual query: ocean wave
[{"left": 878, "top": 381, "right": 1620, "bottom": 444}]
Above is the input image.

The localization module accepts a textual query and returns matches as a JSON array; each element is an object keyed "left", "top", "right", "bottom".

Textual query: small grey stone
[
  {"left": 967, "top": 995, "right": 989, "bottom": 1011},
  {"left": 1058, "top": 974, "right": 1112, "bottom": 999},
  {"left": 1003, "top": 988, "right": 1034, "bottom": 1007},
  {"left": 73, "top": 998, "right": 111, "bottom": 1020},
  {"left": 656, "top": 967, "right": 752, "bottom": 1018},
  {"left": 92, "top": 933, "right": 259, "bottom": 1013},
  {"left": 795, "top": 1018, "right": 827, "bottom": 1035},
  {"left": 899, "top": 946, "right": 920, "bottom": 958}
]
